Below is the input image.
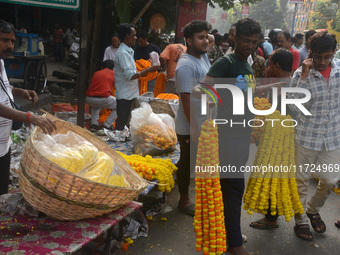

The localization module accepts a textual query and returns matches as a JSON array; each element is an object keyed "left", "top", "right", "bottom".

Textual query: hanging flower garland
[
  {"left": 243, "top": 111, "right": 304, "bottom": 221},
  {"left": 194, "top": 120, "right": 227, "bottom": 255}
]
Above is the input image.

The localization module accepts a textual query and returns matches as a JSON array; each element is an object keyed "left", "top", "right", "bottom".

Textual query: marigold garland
[
  {"left": 194, "top": 120, "right": 227, "bottom": 255},
  {"left": 251, "top": 97, "right": 271, "bottom": 144},
  {"left": 135, "top": 59, "right": 158, "bottom": 95},
  {"left": 117, "top": 151, "right": 177, "bottom": 192},
  {"left": 243, "top": 110, "right": 304, "bottom": 221},
  {"left": 154, "top": 73, "right": 166, "bottom": 97}
]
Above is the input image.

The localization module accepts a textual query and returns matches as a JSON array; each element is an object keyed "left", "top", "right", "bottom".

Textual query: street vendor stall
[{"left": 0, "top": 201, "right": 141, "bottom": 254}]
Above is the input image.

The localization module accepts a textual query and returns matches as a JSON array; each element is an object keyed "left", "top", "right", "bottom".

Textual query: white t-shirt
[
  {"left": 103, "top": 46, "right": 119, "bottom": 61},
  {"left": 175, "top": 53, "right": 217, "bottom": 135},
  {"left": 0, "top": 59, "right": 13, "bottom": 157}
]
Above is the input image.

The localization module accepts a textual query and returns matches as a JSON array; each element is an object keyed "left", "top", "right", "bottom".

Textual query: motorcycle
[{"left": 67, "top": 37, "right": 80, "bottom": 69}]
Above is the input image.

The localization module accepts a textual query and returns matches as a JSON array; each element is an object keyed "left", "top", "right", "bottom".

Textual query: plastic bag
[
  {"left": 35, "top": 132, "right": 98, "bottom": 174},
  {"left": 33, "top": 131, "right": 129, "bottom": 187},
  {"left": 149, "top": 51, "right": 160, "bottom": 66},
  {"left": 137, "top": 91, "right": 154, "bottom": 105},
  {"left": 130, "top": 103, "right": 177, "bottom": 156}
]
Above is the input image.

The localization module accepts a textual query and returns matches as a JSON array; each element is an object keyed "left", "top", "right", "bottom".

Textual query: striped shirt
[
  {"left": 289, "top": 58, "right": 340, "bottom": 151},
  {"left": 0, "top": 59, "right": 13, "bottom": 157}
]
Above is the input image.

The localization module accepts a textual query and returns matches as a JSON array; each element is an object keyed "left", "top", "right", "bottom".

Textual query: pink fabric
[{"left": 0, "top": 201, "right": 141, "bottom": 253}]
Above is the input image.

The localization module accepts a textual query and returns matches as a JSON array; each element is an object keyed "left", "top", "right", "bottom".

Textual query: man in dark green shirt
[{"left": 199, "top": 18, "right": 281, "bottom": 255}]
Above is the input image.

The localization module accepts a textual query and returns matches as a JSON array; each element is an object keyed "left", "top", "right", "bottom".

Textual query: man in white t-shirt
[
  {"left": 0, "top": 20, "right": 56, "bottom": 195},
  {"left": 175, "top": 20, "right": 215, "bottom": 216},
  {"left": 103, "top": 34, "right": 120, "bottom": 61}
]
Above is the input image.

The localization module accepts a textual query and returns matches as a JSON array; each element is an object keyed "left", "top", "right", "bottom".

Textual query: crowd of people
[
  {"left": 89, "top": 19, "right": 340, "bottom": 255},
  {"left": 0, "top": 15, "right": 340, "bottom": 255}
]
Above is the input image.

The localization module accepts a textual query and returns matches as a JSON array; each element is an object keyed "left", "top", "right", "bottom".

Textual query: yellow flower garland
[
  {"left": 117, "top": 152, "right": 177, "bottom": 192},
  {"left": 243, "top": 111, "right": 304, "bottom": 221}
]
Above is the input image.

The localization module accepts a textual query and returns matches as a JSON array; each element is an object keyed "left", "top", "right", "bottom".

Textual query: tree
[
  {"left": 204, "top": 0, "right": 260, "bottom": 10},
  {"left": 131, "top": 0, "right": 178, "bottom": 34},
  {"left": 309, "top": 0, "right": 338, "bottom": 31},
  {"left": 248, "top": 0, "right": 289, "bottom": 32}
]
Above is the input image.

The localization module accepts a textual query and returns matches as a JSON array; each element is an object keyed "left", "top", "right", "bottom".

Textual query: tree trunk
[{"left": 89, "top": 0, "right": 104, "bottom": 78}]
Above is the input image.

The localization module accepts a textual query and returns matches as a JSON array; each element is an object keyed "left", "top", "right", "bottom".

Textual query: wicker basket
[{"left": 19, "top": 114, "right": 148, "bottom": 221}]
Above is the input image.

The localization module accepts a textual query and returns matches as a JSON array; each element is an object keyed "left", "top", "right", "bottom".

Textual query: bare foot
[
  {"left": 178, "top": 194, "right": 195, "bottom": 216},
  {"left": 227, "top": 246, "right": 249, "bottom": 255},
  {"left": 178, "top": 193, "right": 193, "bottom": 208}
]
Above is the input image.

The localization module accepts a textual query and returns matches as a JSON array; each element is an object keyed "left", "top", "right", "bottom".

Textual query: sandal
[
  {"left": 294, "top": 224, "right": 313, "bottom": 241},
  {"left": 335, "top": 220, "right": 340, "bottom": 229},
  {"left": 250, "top": 220, "right": 279, "bottom": 229},
  {"left": 307, "top": 212, "right": 326, "bottom": 233},
  {"left": 178, "top": 204, "right": 195, "bottom": 216}
]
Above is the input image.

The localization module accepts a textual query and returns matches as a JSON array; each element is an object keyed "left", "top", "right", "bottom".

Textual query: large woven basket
[{"left": 19, "top": 114, "right": 148, "bottom": 221}]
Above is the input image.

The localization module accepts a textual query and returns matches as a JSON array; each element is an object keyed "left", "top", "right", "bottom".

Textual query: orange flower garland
[
  {"left": 135, "top": 59, "right": 158, "bottom": 95},
  {"left": 194, "top": 120, "right": 227, "bottom": 255},
  {"left": 154, "top": 73, "right": 166, "bottom": 97}
]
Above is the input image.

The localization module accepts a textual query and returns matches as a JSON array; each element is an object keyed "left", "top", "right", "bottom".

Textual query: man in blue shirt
[{"left": 114, "top": 24, "right": 158, "bottom": 131}]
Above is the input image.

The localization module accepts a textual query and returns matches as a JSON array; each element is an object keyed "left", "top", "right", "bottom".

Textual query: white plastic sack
[
  {"left": 130, "top": 103, "right": 177, "bottom": 156},
  {"left": 149, "top": 51, "right": 160, "bottom": 66}
]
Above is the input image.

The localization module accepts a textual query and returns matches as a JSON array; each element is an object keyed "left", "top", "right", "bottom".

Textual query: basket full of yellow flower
[{"left": 19, "top": 113, "right": 148, "bottom": 221}]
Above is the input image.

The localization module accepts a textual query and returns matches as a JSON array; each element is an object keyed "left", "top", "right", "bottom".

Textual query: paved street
[
  {"left": 127, "top": 144, "right": 340, "bottom": 255},
  {"left": 10, "top": 57, "right": 340, "bottom": 255}
]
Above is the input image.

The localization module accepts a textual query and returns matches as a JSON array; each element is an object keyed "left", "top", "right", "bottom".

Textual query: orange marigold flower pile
[{"left": 194, "top": 120, "right": 227, "bottom": 255}]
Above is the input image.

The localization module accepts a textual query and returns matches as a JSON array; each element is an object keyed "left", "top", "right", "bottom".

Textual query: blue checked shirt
[{"left": 289, "top": 58, "right": 340, "bottom": 151}]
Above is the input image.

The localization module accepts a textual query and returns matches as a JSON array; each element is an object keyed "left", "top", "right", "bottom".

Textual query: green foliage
[
  {"left": 117, "top": 0, "right": 132, "bottom": 24},
  {"left": 309, "top": 0, "right": 338, "bottom": 31},
  {"left": 248, "top": 0, "right": 288, "bottom": 31},
  {"left": 335, "top": 10, "right": 340, "bottom": 32},
  {"left": 203, "top": 0, "right": 260, "bottom": 10}
]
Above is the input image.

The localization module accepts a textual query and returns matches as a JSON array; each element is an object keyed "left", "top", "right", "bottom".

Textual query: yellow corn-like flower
[{"left": 243, "top": 111, "right": 304, "bottom": 221}]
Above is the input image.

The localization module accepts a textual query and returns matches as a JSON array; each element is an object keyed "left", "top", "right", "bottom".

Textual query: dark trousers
[
  {"left": 54, "top": 42, "right": 65, "bottom": 62},
  {"left": 115, "top": 99, "right": 134, "bottom": 131},
  {"left": 265, "top": 201, "right": 279, "bottom": 222},
  {"left": 219, "top": 135, "right": 250, "bottom": 248},
  {"left": 0, "top": 149, "right": 11, "bottom": 195},
  {"left": 176, "top": 135, "right": 197, "bottom": 195}
]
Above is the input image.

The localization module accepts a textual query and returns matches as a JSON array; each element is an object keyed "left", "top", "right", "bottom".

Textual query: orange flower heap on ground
[
  {"left": 251, "top": 97, "right": 272, "bottom": 144},
  {"left": 194, "top": 120, "right": 227, "bottom": 255}
]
